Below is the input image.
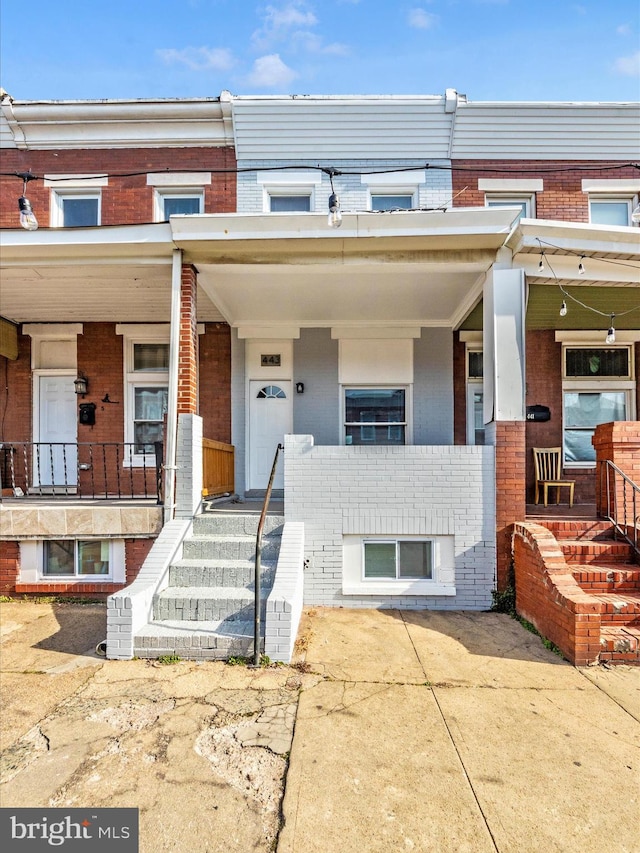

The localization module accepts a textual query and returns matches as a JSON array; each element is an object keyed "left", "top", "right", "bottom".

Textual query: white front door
[
  {"left": 37, "top": 375, "right": 78, "bottom": 487},
  {"left": 249, "top": 380, "right": 292, "bottom": 490}
]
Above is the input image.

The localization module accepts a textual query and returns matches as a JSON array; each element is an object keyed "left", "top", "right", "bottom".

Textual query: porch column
[
  {"left": 484, "top": 264, "right": 527, "bottom": 591},
  {"left": 178, "top": 263, "right": 199, "bottom": 414}
]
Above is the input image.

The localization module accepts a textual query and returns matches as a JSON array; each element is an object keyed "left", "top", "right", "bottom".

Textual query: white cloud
[
  {"left": 246, "top": 53, "right": 298, "bottom": 87},
  {"left": 408, "top": 8, "right": 437, "bottom": 29},
  {"left": 253, "top": 2, "right": 318, "bottom": 48},
  {"left": 617, "top": 23, "right": 632, "bottom": 36},
  {"left": 156, "top": 46, "right": 235, "bottom": 71},
  {"left": 614, "top": 51, "right": 640, "bottom": 77}
]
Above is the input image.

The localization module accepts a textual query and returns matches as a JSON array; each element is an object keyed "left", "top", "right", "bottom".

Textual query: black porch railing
[
  {"left": 598, "top": 459, "right": 639, "bottom": 557},
  {"left": 0, "top": 442, "right": 163, "bottom": 503}
]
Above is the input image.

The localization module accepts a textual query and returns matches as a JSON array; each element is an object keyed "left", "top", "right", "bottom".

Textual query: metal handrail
[
  {"left": 251, "top": 443, "right": 283, "bottom": 667},
  {"left": 598, "top": 459, "right": 639, "bottom": 556}
]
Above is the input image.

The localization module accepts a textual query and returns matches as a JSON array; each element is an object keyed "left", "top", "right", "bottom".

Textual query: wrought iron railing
[
  {"left": 0, "top": 442, "right": 163, "bottom": 503},
  {"left": 598, "top": 459, "right": 639, "bottom": 557},
  {"left": 251, "top": 443, "right": 283, "bottom": 667}
]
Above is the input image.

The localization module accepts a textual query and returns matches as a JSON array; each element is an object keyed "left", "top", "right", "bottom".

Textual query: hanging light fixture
[
  {"left": 17, "top": 172, "right": 38, "bottom": 231},
  {"left": 606, "top": 315, "right": 616, "bottom": 345},
  {"left": 559, "top": 300, "right": 568, "bottom": 317},
  {"left": 578, "top": 257, "right": 585, "bottom": 275},
  {"left": 326, "top": 169, "right": 342, "bottom": 228},
  {"left": 538, "top": 254, "right": 545, "bottom": 273}
]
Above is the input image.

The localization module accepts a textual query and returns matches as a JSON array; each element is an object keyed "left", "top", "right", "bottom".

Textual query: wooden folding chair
[{"left": 533, "top": 447, "right": 575, "bottom": 507}]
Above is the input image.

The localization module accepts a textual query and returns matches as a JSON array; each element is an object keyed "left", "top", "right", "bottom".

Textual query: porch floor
[
  {"left": 525, "top": 502, "right": 599, "bottom": 522},
  {"left": 202, "top": 497, "right": 284, "bottom": 516}
]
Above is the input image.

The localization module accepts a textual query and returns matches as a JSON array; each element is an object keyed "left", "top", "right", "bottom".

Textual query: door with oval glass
[{"left": 248, "top": 380, "right": 292, "bottom": 490}]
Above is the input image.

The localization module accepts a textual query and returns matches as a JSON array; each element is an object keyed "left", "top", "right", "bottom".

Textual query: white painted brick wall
[
  {"left": 265, "top": 522, "right": 305, "bottom": 663},
  {"left": 237, "top": 159, "right": 453, "bottom": 214},
  {"left": 175, "top": 414, "right": 203, "bottom": 518},
  {"left": 284, "top": 435, "right": 495, "bottom": 610}
]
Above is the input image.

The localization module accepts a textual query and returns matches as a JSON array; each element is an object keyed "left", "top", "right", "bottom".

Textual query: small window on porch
[{"left": 344, "top": 388, "right": 406, "bottom": 445}]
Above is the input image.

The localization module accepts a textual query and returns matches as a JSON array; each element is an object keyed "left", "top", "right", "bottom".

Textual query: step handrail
[
  {"left": 598, "top": 459, "right": 639, "bottom": 557},
  {"left": 252, "top": 443, "right": 284, "bottom": 667}
]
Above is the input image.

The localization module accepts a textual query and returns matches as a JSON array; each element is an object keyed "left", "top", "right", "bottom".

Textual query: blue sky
[{"left": 1, "top": 0, "right": 639, "bottom": 101}]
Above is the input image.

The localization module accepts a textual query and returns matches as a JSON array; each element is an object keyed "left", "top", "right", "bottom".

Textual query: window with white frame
[
  {"left": 485, "top": 195, "right": 534, "bottom": 220},
  {"left": 18, "top": 538, "right": 125, "bottom": 584},
  {"left": 363, "top": 540, "right": 433, "bottom": 580},
  {"left": 118, "top": 328, "right": 170, "bottom": 463},
  {"left": 268, "top": 192, "right": 312, "bottom": 212},
  {"left": 155, "top": 190, "right": 204, "bottom": 221},
  {"left": 52, "top": 192, "right": 101, "bottom": 227},
  {"left": 370, "top": 192, "right": 415, "bottom": 211},
  {"left": 588, "top": 197, "right": 635, "bottom": 227},
  {"left": 344, "top": 388, "right": 407, "bottom": 445},
  {"left": 562, "top": 344, "right": 635, "bottom": 465},
  {"left": 466, "top": 348, "right": 484, "bottom": 446},
  {"left": 342, "top": 533, "right": 455, "bottom": 596}
]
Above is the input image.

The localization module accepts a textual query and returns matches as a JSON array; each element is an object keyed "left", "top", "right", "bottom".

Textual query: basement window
[{"left": 364, "top": 540, "right": 433, "bottom": 580}]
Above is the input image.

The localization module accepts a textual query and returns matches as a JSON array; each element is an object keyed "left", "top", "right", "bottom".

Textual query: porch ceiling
[{"left": 174, "top": 207, "right": 519, "bottom": 329}]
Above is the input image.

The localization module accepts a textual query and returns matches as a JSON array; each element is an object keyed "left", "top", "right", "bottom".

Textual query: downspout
[{"left": 164, "top": 248, "right": 182, "bottom": 523}]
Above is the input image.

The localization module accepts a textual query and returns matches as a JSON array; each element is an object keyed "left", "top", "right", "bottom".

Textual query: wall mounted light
[
  {"left": 74, "top": 373, "right": 89, "bottom": 397},
  {"left": 296, "top": 382, "right": 305, "bottom": 394},
  {"left": 17, "top": 172, "right": 38, "bottom": 231}
]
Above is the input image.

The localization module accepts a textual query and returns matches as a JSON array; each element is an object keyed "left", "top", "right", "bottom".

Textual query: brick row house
[{"left": 1, "top": 90, "right": 638, "bottom": 664}]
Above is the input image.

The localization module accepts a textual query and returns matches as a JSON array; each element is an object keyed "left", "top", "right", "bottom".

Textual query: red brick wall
[
  {"left": 452, "top": 332, "right": 467, "bottom": 445},
  {"left": 593, "top": 421, "right": 640, "bottom": 516},
  {"left": 451, "top": 161, "right": 639, "bottom": 221},
  {"left": 494, "top": 421, "right": 526, "bottom": 591},
  {"left": 178, "top": 265, "right": 199, "bottom": 415},
  {"left": 0, "top": 147, "right": 236, "bottom": 229},
  {"left": 199, "top": 323, "right": 232, "bottom": 442},
  {"left": 0, "top": 336, "right": 32, "bottom": 442},
  {"left": 513, "top": 522, "right": 602, "bottom": 665},
  {"left": 1, "top": 536, "right": 155, "bottom": 598},
  {"left": 0, "top": 540, "right": 19, "bottom": 593}
]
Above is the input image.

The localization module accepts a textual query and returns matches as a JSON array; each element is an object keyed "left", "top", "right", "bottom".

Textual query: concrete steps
[{"left": 133, "top": 512, "right": 284, "bottom": 660}]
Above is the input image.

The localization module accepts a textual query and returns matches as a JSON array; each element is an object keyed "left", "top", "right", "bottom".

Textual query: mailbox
[
  {"left": 79, "top": 402, "right": 97, "bottom": 426},
  {"left": 526, "top": 405, "right": 551, "bottom": 422}
]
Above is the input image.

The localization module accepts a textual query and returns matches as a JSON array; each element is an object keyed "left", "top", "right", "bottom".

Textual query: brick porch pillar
[
  {"left": 489, "top": 421, "right": 527, "bottom": 590},
  {"left": 178, "top": 264, "right": 199, "bottom": 415},
  {"left": 592, "top": 421, "right": 640, "bottom": 516}
]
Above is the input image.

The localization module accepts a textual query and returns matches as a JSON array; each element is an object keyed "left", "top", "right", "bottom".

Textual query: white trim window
[
  {"left": 52, "top": 191, "right": 101, "bottom": 227},
  {"left": 344, "top": 387, "right": 407, "bottom": 445},
  {"left": 466, "top": 348, "right": 484, "bottom": 446},
  {"left": 370, "top": 190, "right": 416, "bottom": 211},
  {"left": 45, "top": 175, "right": 107, "bottom": 228},
  {"left": 118, "top": 327, "right": 170, "bottom": 466},
  {"left": 155, "top": 190, "right": 204, "bottom": 221},
  {"left": 257, "top": 170, "right": 321, "bottom": 213},
  {"left": 485, "top": 195, "right": 534, "bottom": 220},
  {"left": 361, "top": 170, "right": 424, "bottom": 212},
  {"left": 342, "top": 534, "right": 455, "bottom": 596},
  {"left": 562, "top": 344, "right": 635, "bottom": 466},
  {"left": 588, "top": 197, "right": 636, "bottom": 227},
  {"left": 19, "top": 539, "right": 126, "bottom": 584}
]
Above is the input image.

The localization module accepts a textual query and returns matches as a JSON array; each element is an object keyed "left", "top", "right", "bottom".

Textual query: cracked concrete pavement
[{"left": 1, "top": 601, "right": 639, "bottom": 853}]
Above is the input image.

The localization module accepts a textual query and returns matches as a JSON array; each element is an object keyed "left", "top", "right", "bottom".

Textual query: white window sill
[
  {"left": 39, "top": 575, "right": 114, "bottom": 583},
  {"left": 343, "top": 582, "right": 456, "bottom": 596}
]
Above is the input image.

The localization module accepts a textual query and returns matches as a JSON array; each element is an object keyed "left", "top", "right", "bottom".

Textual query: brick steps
[
  {"left": 559, "top": 539, "right": 635, "bottom": 565},
  {"left": 599, "top": 626, "right": 640, "bottom": 664},
  {"left": 571, "top": 566, "right": 640, "bottom": 593}
]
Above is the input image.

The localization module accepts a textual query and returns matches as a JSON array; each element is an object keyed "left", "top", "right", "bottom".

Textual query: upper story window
[
  {"left": 45, "top": 175, "right": 108, "bottom": 228},
  {"left": 155, "top": 191, "right": 204, "bottom": 221},
  {"left": 479, "top": 179, "right": 542, "bottom": 221},
  {"left": 361, "top": 171, "right": 425, "bottom": 212},
  {"left": 370, "top": 193, "right": 415, "bottom": 211},
  {"left": 582, "top": 180, "right": 640, "bottom": 227},
  {"left": 589, "top": 198, "right": 634, "bottom": 227},
  {"left": 147, "top": 172, "right": 211, "bottom": 222},
  {"left": 257, "top": 170, "right": 321, "bottom": 214},
  {"left": 268, "top": 193, "right": 312, "bottom": 212}
]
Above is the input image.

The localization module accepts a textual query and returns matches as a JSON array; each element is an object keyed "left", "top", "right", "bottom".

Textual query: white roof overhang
[{"left": 170, "top": 207, "right": 519, "bottom": 331}]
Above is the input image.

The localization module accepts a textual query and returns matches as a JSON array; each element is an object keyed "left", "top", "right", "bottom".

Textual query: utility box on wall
[{"left": 79, "top": 402, "right": 96, "bottom": 426}]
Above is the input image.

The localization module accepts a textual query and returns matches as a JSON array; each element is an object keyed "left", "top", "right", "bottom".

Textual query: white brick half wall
[
  {"left": 265, "top": 522, "right": 305, "bottom": 663},
  {"left": 284, "top": 435, "right": 496, "bottom": 610}
]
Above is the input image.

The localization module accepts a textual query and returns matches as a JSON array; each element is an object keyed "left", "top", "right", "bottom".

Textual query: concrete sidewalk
[{"left": 279, "top": 608, "right": 640, "bottom": 853}]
